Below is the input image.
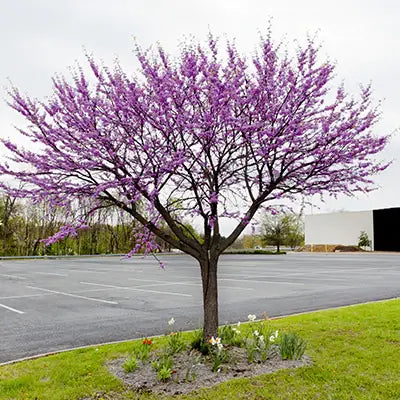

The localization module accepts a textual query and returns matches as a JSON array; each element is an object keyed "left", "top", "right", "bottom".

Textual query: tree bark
[{"left": 200, "top": 253, "right": 219, "bottom": 340}]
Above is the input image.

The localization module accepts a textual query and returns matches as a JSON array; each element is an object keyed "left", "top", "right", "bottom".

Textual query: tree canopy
[{"left": 0, "top": 32, "right": 389, "bottom": 337}]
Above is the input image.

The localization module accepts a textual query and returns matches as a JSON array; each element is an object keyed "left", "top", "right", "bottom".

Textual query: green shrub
[
  {"left": 211, "top": 348, "right": 228, "bottom": 372},
  {"left": 151, "top": 355, "right": 174, "bottom": 373},
  {"left": 218, "top": 325, "right": 241, "bottom": 346},
  {"left": 190, "top": 329, "right": 210, "bottom": 355},
  {"left": 157, "top": 365, "right": 173, "bottom": 382},
  {"left": 279, "top": 332, "right": 307, "bottom": 360},
  {"left": 190, "top": 328, "right": 203, "bottom": 348},
  {"left": 122, "top": 356, "right": 138, "bottom": 373},
  {"left": 167, "top": 331, "right": 186, "bottom": 355},
  {"left": 136, "top": 340, "right": 152, "bottom": 362},
  {"left": 242, "top": 325, "right": 279, "bottom": 362},
  {"left": 243, "top": 337, "right": 258, "bottom": 363},
  {"left": 184, "top": 355, "right": 201, "bottom": 382}
]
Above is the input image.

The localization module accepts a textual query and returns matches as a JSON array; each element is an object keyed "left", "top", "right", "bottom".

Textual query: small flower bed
[{"left": 108, "top": 314, "right": 310, "bottom": 396}]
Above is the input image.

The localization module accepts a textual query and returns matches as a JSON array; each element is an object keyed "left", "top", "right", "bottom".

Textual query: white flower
[
  {"left": 259, "top": 335, "right": 264, "bottom": 342},
  {"left": 209, "top": 336, "right": 221, "bottom": 346},
  {"left": 269, "top": 335, "right": 275, "bottom": 342},
  {"left": 168, "top": 317, "right": 175, "bottom": 326},
  {"left": 253, "top": 330, "right": 259, "bottom": 337},
  {"left": 217, "top": 343, "right": 223, "bottom": 351},
  {"left": 237, "top": 321, "right": 241, "bottom": 327},
  {"left": 275, "top": 330, "right": 279, "bottom": 338},
  {"left": 232, "top": 327, "right": 241, "bottom": 334},
  {"left": 248, "top": 314, "right": 256, "bottom": 322}
]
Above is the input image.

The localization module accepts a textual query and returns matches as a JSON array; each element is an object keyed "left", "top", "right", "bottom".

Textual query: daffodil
[
  {"left": 209, "top": 336, "right": 221, "bottom": 346},
  {"left": 248, "top": 314, "right": 256, "bottom": 322}
]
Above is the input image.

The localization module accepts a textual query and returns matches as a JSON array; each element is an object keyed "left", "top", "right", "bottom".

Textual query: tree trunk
[
  {"left": 277, "top": 243, "right": 280, "bottom": 253},
  {"left": 200, "top": 253, "right": 219, "bottom": 340}
]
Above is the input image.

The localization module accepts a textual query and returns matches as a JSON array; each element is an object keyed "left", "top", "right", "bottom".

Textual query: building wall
[{"left": 305, "top": 211, "right": 374, "bottom": 250}]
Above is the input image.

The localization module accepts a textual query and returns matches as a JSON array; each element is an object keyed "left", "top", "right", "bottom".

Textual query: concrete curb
[{"left": 1, "top": 296, "right": 398, "bottom": 367}]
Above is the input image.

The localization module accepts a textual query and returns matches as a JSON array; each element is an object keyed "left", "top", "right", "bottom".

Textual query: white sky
[{"left": 0, "top": 0, "right": 399, "bottom": 235}]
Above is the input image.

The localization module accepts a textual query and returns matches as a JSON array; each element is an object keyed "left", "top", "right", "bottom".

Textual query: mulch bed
[{"left": 106, "top": 346, "right": 311, "bottom": 397}]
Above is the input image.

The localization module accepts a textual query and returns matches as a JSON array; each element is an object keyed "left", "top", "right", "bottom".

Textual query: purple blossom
[
  {"left": 209, "top": 192, "right": 218, "bottom": 204},
  {"left": 0, "top": 31, "right": 389, "bottom": 272},
  {"left": 41, "top": 223, "right": 88, "bottom": 245}
]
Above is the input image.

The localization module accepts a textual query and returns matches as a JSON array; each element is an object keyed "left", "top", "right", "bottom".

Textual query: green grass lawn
[{"left": 1, "top": 299, "right": 399, "bottom": 400}]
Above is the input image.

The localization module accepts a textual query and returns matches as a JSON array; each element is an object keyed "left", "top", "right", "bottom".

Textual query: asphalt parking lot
[{"left": 1, "top": 252, "right": 399, "bottom": 363}]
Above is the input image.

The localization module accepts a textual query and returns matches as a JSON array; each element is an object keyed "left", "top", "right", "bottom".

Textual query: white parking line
[
  {"left": 219, "top": 278, "right": 305, "bottom": 285},
  {"left": 34, "top": 272, "right": 68, "bottom": 277},
  {"left": 0, "top": 273, "right": 27, "bottom": 280},
  {"left": 128, "top": 277, "right": 178, "bottom": 284},
  {"left": 59, "top": 269, "right": 107, "bottom": 274},
  {"left": 26, "top": 285, "right": 118, "bottom": 305},
  {"left": 157, "top": 274, "right": 301, "bottom": 288},
  {"left": 0, "top": 288, "right": 119, "bottom": 301},
  {"left": 0, "top": 302, "right": 24, "bottom": 314},
  {"left": 80, "top": 281, "right": 192, "bottom": 297},
  {"left": 128, "top": 278, "right": 255, "bottom": 291},
  {"left": 0, "top": 293, "right": 54, "bottom": 300},
  {"left": 218, "top": 273, "right": 346, "bottom": 282},
  {"left": 64, "top": 266, "right": 130, "bottom": 273},
  {"left": 138, "top": 281, "right": 255, "bottom": 291}
]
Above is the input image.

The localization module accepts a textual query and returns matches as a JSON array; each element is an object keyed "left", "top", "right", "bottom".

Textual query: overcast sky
[{"left": 0, "top": 0, "right": 399, "bottom": 231}]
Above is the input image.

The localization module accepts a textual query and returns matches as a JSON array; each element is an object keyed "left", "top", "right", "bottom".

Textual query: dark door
[{"left": 373, "top": 208, "right": 400, "bottom": 251}]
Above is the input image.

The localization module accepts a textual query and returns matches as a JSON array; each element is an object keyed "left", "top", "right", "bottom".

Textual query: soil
[
  {"left": 106, "top": 346, "right": 312, "bottom": 397},
  {"left": 333, "top": 245, "right": 362, "bottom": 252}
]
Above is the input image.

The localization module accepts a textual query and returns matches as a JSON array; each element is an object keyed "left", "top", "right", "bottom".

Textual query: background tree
[
  {"left": 262, "top": 213, "right": 304, "bottom": 252},
  {"left": 285, "top": 214, "right": 304, "bottom": 250},
  {"left": 242, "top": 234, "right": 262, "bottom": 249},
  {"left": 358, "top": 231, "right": 371, "bottom": 249},
  {"left": 0, "top": 193, "right": 20, "bottom": 255},
  {"left": 262, "top": 214, "right": 290, "bottom": 252},
  {"left": 0, "top": 33, "right": 388, "bottom": 339}
]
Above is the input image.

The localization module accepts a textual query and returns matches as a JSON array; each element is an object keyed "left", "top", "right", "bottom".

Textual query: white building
[{"left": 305, "top": 207, "right": 400, "bottom": 252}]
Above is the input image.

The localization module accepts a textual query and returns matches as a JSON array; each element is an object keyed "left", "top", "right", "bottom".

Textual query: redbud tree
[{"left": 1, "top": 34, "right": 388, "bottom": 338}]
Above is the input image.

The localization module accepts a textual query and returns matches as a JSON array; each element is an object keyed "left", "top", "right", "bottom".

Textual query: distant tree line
[
  {"left": 0, "top": 193, "right": 207, "bottom": 257},
  {"left": 0, "top": 194, "right": 303, "bottom": 256},
  {"left": 0, "top": 194, "right": 142, "bottom": 256},
  {"left": 2, "top": 194, "right": 177, "bottom": 256}
]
